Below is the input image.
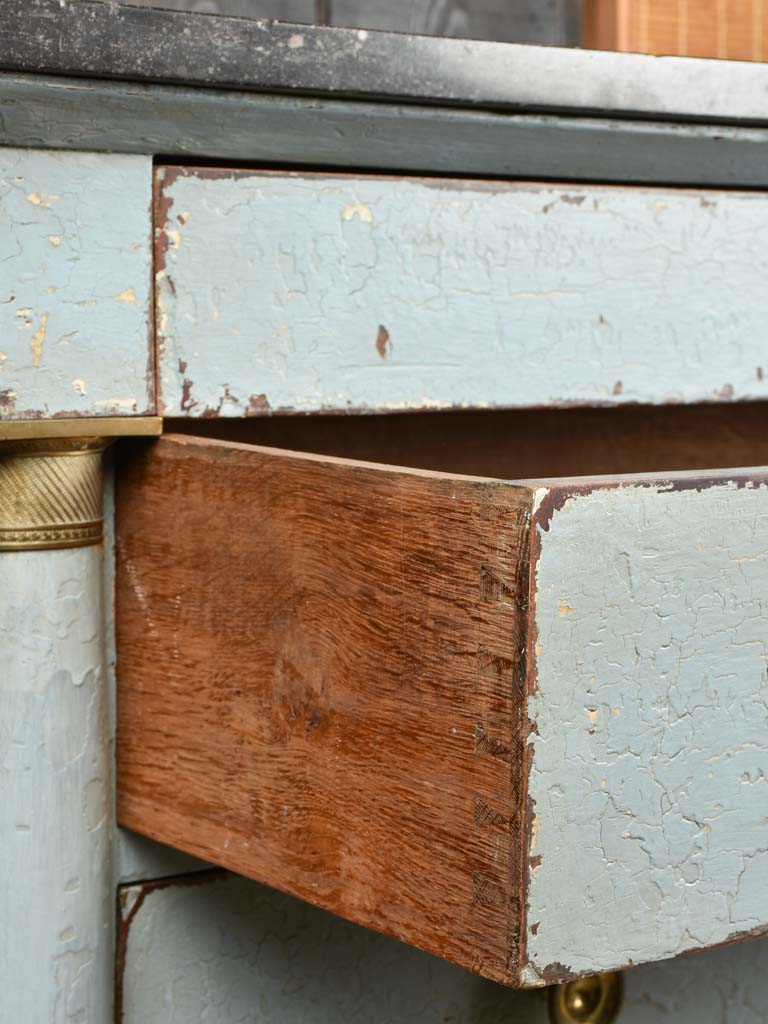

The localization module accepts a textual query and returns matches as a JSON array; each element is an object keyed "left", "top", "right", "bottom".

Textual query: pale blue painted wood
[
  {"left": 527, "top": 478, "right": 768, "bottom": 979},
  {"left": 121, "top": 871, "right": 768, "bottom": 1023},
  {"left": 0, "top": 148, "right": 153, "bottom": 419},
  {"left": 121, "top": 873, "right": 543, "bottom": 1023},
  {"left": 0, "top": 546, "right": 112, "bottom": 1020},
  {"left": 157, "top": 170, "right": 768, "bottom": 415}
]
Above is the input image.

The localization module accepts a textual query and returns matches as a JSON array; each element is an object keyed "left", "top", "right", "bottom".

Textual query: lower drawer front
[{"left": 115, "top": 435, "right": 768, "bottom": 986}]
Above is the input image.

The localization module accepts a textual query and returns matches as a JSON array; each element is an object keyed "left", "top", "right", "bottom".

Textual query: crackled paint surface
[
  {"left": 0, "top": 547, "right": 112, "bottom": 1021},
  {"left": 527, "top": 481, "right": 768, "bottom": 980},
  {"left": 120, "top": 870, "right": 768, "bottom": 1023},
  {"left": 120, "top": 872, "right": 541, "bottom": 1023},
  {"left": 157, "top": 170, "right": 768, "bottom": 415},
  {"left": 0, "top": 148, "right": 153, "bottom": 419}
]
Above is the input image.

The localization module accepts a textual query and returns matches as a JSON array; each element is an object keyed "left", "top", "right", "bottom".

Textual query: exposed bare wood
[{"left": 116, "top": 434, "right": 533, "bottom": 984}]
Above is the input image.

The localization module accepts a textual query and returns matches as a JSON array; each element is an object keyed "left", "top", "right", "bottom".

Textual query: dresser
[{"left": 4, "top": 3, "right": 768, "bottom": 1020}]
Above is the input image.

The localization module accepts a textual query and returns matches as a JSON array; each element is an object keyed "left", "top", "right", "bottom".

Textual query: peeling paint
[
  {"left": 29, "top": 312, "right": 49, "bottom": 366},
  {"left": 341, "top": 201, "right": 373, "bottom": 223},
  {"left": 527, "top": 480, "right": 768, "bottom": 977},
  {"left": 0, "top": 548, "right": 112, "bottom": 1020},
  {"left": 93, "top": 397, "right": 138, "bottom": 411},
  {"left": 1, "top": 149, "right": 153, "bottom": 418},
  {"left": 155, "top": 171, "right": 768, "bottom": 416},
  {"left": 375, "top": 324, "right": 391, "bottom": 359},
  {"left": 246, "top": 393, "right": 271, "bottom": 415},
  {"left": 26, "top": 191, "right": 60, "bottom": 206},
  {"left": 113, "top": 287, "right": 137, "bottom": 304}
]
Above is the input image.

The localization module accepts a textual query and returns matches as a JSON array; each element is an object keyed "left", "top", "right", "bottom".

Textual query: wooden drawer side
[{"left": 115, "top": 435, "right": 535, "bottom": 984}]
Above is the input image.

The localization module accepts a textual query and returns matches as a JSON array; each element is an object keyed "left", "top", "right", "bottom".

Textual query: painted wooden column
[{"left": 0, "top": 438, "right": 112, "bottom": 1021}]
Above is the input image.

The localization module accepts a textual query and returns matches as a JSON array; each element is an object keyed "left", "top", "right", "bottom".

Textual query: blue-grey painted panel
[
  {"left": 0, "top": 148, "right": 153, "bottom": 419},
  {"left": 157, "top": 169, "right": 768, "bottom": 415},
  {"left": 527, "top": 478, "right": 768, "bottom": 978},
  {"left": 6, "top": 74, "right": 768, "bottom": 189},
  {"left": 120, "top": 870, "right": 768, "bottom": 1023},
  {"left": 120, "top": 872, "right": 543, "bottom": 1023}
]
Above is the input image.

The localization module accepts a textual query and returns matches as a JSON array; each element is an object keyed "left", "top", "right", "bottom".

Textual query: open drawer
[{"left": 115, "top": 433, "right": 768, "bottom": 987}]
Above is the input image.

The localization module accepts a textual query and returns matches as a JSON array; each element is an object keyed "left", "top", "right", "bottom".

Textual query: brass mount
[
  {"left": 548, "top": 972, "right": 624, "bottom": 1024},
  {"left": 0, "top": 417, "right": 161, "bottom": 551}
]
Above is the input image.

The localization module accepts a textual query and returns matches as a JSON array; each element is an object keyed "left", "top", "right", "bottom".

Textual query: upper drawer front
[
  {"left": 0, "top": 148, "right": 153, "bottom": 420},
  {"left": 155, "top": 168, "right": 768, "bottom": 416},
  {"left": 116, "top": 435, "right": 768, "bottom": 986}
]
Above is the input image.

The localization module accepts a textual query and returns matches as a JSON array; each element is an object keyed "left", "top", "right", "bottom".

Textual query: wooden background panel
[
  {"left": 116, "top": 435, "right": 533, "bottom": 984},
  {"left": 156, "top": 169, "right": 768, "bottom": 417},
  {"left": 584, "top": 0, "right": 768, "bottom": 61},
  {"left": 0, "top": 148, "right": 153, "bottom": 420}
]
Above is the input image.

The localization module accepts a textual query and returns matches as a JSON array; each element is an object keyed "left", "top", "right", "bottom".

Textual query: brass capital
[
  {"left": 0, "top": 417, "right": 161, "bottom": 551},
  {"left": 0, "top": 439, "right": 105, "bottom": 550}
]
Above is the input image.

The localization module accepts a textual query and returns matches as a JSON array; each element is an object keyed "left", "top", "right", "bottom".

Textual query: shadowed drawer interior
[{"left": 115, "top": 414, "right": 768, "bottom": 988}]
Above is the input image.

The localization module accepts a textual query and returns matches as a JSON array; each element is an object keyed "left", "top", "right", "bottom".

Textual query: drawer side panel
[{"left": 115, "top": 435, "right": 533, "bottom": 984}]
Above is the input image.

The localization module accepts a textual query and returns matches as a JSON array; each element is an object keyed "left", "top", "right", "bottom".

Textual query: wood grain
[
  {"left": 115, "top": 434, "right": 768, "bottom": 981},
  {"left": 584, "top": 0, "right": 768, "bottom": 61},
  {"left": 116, "top": 434, "right": 534, "bottom": 984}
]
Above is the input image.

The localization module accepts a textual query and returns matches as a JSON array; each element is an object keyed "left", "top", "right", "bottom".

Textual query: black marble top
[{"left": 1, "top": 0, "right": 767, "bottom": 124}]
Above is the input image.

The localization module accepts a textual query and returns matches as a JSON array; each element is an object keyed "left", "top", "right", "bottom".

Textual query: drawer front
[
  {"left": 155, "top": 168, "right": 768, "bottom": 416},
  {"left": 526, "top": 475, "right": 768, "bottom": 982},
  {"left": 115, "top": 436, "right": 768, "bottom": 985},
  {"left": 0, "top": 148, "right": 153, "bottom": 420}
]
